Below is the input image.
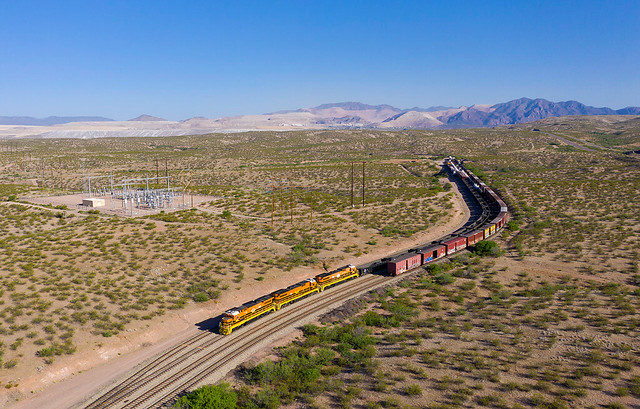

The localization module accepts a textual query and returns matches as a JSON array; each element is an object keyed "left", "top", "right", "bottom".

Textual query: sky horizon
[{"left": 1, "top": 1, "right": 638, "bottom": 121}]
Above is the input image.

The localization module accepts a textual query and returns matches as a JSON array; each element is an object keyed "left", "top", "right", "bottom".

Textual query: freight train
[{"left": 218, "top": 157, "right": 508, "bottom": 334}]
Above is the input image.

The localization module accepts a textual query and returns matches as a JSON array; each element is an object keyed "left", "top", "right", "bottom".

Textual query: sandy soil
[{"left": 5, "top": 179, "right": 469, "bottom": 409}]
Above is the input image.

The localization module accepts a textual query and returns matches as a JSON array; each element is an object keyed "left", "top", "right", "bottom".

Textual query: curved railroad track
[{"left": 81, "top": 164, "right": 494, "bottom": 409}]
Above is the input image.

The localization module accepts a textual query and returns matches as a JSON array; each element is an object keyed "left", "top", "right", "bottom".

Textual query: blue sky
[{"left": 1, "top": 1, "right": 638, "bottom": 120}]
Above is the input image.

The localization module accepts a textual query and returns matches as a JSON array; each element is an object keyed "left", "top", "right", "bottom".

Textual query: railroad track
[
  {"left": 83, "top": 331, "right": 215, "bottom": 409},
  {"left": 83, "top": 275, "right": 388, "bottom": 409},
  {"left": 82, "top": 163, "right": 494, "bottom": 409}
]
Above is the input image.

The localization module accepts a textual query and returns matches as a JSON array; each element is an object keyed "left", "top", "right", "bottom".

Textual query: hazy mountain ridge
[
  {"left": 0, "top": 116, "right": 114, "bottom": 126},
  {"left": 128, "top": 114, "right": 167, "bottom": 122},
  {"left": 442, "top": 98, "right": 637, "bottom": 128},
  {"left": 2, "top": 98, "right": 639, "bottom": 139}
]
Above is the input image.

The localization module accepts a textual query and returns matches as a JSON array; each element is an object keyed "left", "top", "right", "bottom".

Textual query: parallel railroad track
[{"left": 83, "top": 275, "right": 388, "bottom": 408}]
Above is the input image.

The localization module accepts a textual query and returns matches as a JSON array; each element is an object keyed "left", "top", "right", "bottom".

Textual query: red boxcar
[
  {"left": 442, "top": 236, "right": 467, "bottom": 255},
  {"left": 464, "top": 230, "right": 484, "bottom": 246},
  {"left": 387, "top": 253, "right": 422, "bottom": 276},
  {"left": 387, "top": 259, "right": 406, "bottom": 276},
  {"left": 418, "top": 244, "right": 446, "bottom": 264}
]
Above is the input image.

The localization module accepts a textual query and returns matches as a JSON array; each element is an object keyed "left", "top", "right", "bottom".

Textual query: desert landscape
[{"left": 0, "top": 114, "right": 638, "bottom": 408}]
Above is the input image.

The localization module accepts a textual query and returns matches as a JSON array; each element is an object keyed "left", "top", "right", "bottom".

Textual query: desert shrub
[
  {"left": 405, "top": 384, "right": 423, "bottom": 396},
  {"left": 473, "top": 241, "right": 503, "bottom": 257},
  {"left": 173, "top": 383, "right": 237, "bottom": 409}
]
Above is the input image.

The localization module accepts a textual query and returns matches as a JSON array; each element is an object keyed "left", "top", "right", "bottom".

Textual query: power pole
[
  {"left": 190, "top": 170, "right": 194, "bottom": 208},
  {"left": 155, "top": 158, "right": 159, "bottom": 181},
  {"left": 165, "top": 159, "right": 169, "bottom": 190},
  {"left": 271, "top": 183, "right": 275, "bottom": 227},
  {"left": 309, "top": 188, "right": 313, "bottom": 225},
  {"left": 351, "top": 162, "right": 354, "bottom": 207},
  {"left": 362, "top": 162, "right": 365, "bottom": 207},
  {"left": 290, "top": 186, "right": 293, "bottom": 224}
]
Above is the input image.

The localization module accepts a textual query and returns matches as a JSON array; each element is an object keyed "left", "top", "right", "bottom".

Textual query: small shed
[{"left": 82, "top": 198, "right": 105, "bottom": 207}]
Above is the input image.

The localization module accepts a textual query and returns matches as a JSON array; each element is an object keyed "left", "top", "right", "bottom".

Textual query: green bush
[
  {"left": 173, "top": 383, "right": 237, "bottom": 409},
  {"left": 193, "top": 292, "right": 209, "bottom": 302},
  {"left": 473, "top": 241, "right": 503, "bottom": 257},
  {"left": 405, "top": 384, "right": 423, "bottom": 396},
  {"left": 506, "top": 220, "right": 519, "bottom": 231},
  {"left": 435, "top": 273, "right": 455, "bottom": 285}
]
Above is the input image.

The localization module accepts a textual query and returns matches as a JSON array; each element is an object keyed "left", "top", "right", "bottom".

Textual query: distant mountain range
[
  {"left": 128, "top": 114, "right": 168, "bottom": 122},
  {"left": 282, "top": 99, "right": 640, "bottom": 129},
  {"left": 1, "top": 98, "right": 639, "bottom": 138},
  {"left": 256, "top": 99, "right": 640, "bottom": 130},
  {"left": 0, "top": 116, "right": 114, "bottom": 126}
]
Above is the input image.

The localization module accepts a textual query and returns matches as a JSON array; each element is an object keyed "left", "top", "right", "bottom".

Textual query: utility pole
[
  {"left": 309, "top": 188, "right": 313, "bottom": 225},
  {"left": 351, "top": 162, "right": 354, "bottom": 207},
  {"left": 290, "top": 186, "right": 293, "bottom": 224},
  {"left": 190, "top": 170, "right": 194, "bottom": 208},
  {"left": 362, "top": 161, "right": 365, "bottom": 207},
  {"left": 165, "top": 159, "right": 169, "bottom": 190},
  {"left": 271, "top": 183, "right": 275, "bottom": 227},
  {"left": 155, "top": 158, "right": 159, "bottom": 181}
]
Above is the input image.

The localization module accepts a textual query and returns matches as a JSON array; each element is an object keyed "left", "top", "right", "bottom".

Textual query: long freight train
[{"left": 219, "top": 157, "right": 508, "bottom": 335}]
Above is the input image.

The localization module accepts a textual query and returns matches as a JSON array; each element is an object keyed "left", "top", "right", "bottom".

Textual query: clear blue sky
[{"left": 1, "top": 1, "right": 638, "bottom": 120}]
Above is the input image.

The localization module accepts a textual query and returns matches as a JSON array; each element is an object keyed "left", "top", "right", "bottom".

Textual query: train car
[
  {"left": 219, "top": 294, "right": 276, "bottom": 335},
  {"left": 490, "top": 216, "right": 503, "bottom": 232},
  {"left": 490, "top": 211, "right": 508, "bottom": 230},
  {"left": 441, "top": 236, "right": 467, "bottom": 255},
  {"left": 387, "top": 253, "right": 422, "bottom": 276},
  {"left": 464, "top": 230, "right": 484, "bottom": 246},
  {"left": 272, "top": 278, "right": 319, "bottom": 310},
  {"left": 483, "top": 224, "right": 495, "bottom": 239},
  {"left": 418, "top": 244, "right": 447, "bottom": 264},
  {"left": 497, "top": 199, "right": 508, "bottom": 213},
  {"left": 357, "top": 260, "right": 385, "bottom": 275},
  {"left": 315, "top": 264, "right": 359, "bottom": 291}
]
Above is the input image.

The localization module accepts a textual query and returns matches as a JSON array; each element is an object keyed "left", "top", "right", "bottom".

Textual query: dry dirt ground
[{"left": 3, "top": 177, "right": 469, "bottom": 409}]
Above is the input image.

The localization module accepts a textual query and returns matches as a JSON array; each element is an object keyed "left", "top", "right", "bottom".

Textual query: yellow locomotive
[
  {"left": 219, "top": 265, "right": 359, "bottom": 335},
  {"left": 219, "top": 294, "right": 276, "bottom": 335},
  {"left": 315, "top": 264, "right": 359, "bottom": 291}
]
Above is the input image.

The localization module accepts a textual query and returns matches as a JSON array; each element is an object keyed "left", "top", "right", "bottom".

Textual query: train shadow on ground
[{"left": 196, "top": 316, "right": 222, "bottom": 332}]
